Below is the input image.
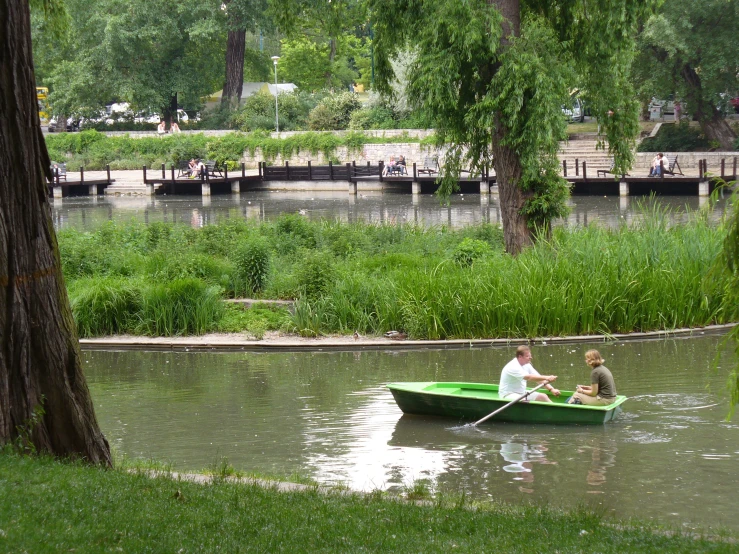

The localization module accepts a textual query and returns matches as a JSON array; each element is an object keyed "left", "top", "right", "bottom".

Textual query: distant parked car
[
  {"left": 48, "top": 117, "right": 80, "bottom": 132},
  {"left": 562, "top": 97, "right": 585, "bottom": 123},
  {"left": 649, "top": 96, "right": 675, "bottom": 115}
]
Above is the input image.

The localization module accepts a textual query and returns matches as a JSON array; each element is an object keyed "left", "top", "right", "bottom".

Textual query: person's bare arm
[
  {"left": 576, "top": 383, "right": 598, "bottom": 397},
  {"left": 524, "top": 374, "right": 557, "bottom": 383}
]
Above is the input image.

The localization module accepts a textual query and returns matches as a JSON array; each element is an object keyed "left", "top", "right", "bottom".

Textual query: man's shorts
[{"left": 502, "top": 392, "right": 530, "bottom": 402}]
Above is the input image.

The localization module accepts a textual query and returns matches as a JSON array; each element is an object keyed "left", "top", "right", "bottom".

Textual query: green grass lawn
[{"left": 0, "top": 452, "right": 735, "bottom": 553}]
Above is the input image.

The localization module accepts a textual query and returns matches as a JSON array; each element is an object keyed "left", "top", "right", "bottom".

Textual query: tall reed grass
[
  {"left": 68, "top": 277, "right": 142, "bottom": 337},
  {"left": 59, "top": 209, "right": 731, "bottom": 339},
  {"left": 138, "top": 279, "right": 224, "bottom": 336}
]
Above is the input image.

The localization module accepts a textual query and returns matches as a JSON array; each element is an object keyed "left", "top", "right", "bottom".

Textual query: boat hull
[{"left": 387, "top": 382, "right": 626, "bottom": 425}]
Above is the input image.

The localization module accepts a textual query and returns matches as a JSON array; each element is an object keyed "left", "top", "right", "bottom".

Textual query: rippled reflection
[
  {"left": 52, "top": 191, "right": 727, "bottom": 231},
  {"left": 85, "top": 335, "right": 738, "bottom": 532}
]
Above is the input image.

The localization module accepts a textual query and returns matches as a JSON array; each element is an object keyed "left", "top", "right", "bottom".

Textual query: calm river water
[
  {"left": 85, "top": 334, "right": 739, "bottom": 533},
  {"left": 52, "top": 192, "right": 725, "bottom": 231}
]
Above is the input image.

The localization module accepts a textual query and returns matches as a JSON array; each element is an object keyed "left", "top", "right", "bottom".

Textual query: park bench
[
  {"left": 50, "top": 162, "right": 67, "bottom": 182},
  {"left": 660, "top": 154, "right": 684, "bottom": 177},
  {"left": 387, "top": 161, "right": 407, "bottom": 176},
  {"left": 417, "top": 156, "right": 439, "bottom": 176},
  {"left": 176, "top": 160, "right": 192, "bottom": 178},
  {"left": 596, "top": 159, "right": 628, "bottom": 178},
  {"left": 204, "top": 160, "right": 223, "bottom": 178}
]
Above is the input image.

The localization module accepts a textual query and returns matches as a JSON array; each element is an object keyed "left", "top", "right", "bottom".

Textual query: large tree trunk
[
  {"left": 699, "top": 110, "right": 736, "bottom": 151},
  {"left": 492, "top": 120, "right": 533, "bottom": 254},
  {"left": 0, "top": 0, "right": 111, "bottom": 465},
  {"left": 163, "top": 92, "right": 177, "bottom": 127},
  {"left": 488, "top": 0, "right": 531, "bottom": 254},
  {"left": 681, "top": 64, "right": 737, "bottom": 150},
  {"left": 221, "top": 29, "right": 246, "bottom": 110}
]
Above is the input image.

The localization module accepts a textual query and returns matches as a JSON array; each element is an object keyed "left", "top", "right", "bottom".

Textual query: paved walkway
[{"left": 79, "top": 323, "right": 735, "bottom": 352}]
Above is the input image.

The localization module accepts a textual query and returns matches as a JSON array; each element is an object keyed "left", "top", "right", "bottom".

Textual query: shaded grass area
[
  {"left": 0, "top": 453, "right": 734, "bottom": 553},
  {"left": 58, "top": 207, "right": 731, "bottom": 339}
]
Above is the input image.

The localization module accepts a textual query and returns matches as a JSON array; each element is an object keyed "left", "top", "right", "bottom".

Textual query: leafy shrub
[
  {"left": 637, "top": 122, "right": 710, "bottom": 152},
  {"left": 348, "top": 106, "right": 397, "bottom": 130},
  {"left": 58, "top": 231, "right": 141, "bottom": 278},
  {"left": 145, "top": 251, "right": 232, "bottom": 289},
  {"left": 193, "top": 219, "right": 250, "bottom": 256},
  {"left": 307, "top": 92, "right": 361, "bottom": 130},
  {"left": 233, "top": 238, "right": 271, "bottom": 296},
  {"left": 218, "top": 302, "right": 291, "bottom": 333},
  {"left": 459, "top": 223, "right": 505, "bottom": 249},
  {"left": 232, "top": 91, "right": 325, "bottom": 132},
  {"left": 272, "top": 213, "right": 317, "bottom": 253},
  {"left": 452, "top": 238, "right": 491, "bottom": 267},
  {"left": 294, "top": 251, "right": 336, "bottom": 301}
]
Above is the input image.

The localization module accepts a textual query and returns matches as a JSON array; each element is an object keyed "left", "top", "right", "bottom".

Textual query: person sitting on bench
[
  {"left": 649, "top": 153, "right": 664, "bottom": 176},
  {"left": 396, "top": 155, "right": 407, "bottom": 174},
  {"left": 385, "top": 156, "right": 397, "bottom": 175}
]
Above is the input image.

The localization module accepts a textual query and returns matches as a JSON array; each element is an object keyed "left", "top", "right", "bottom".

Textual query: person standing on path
[{"left": 499, "top": 345, "right": 559, "bottom": 402}]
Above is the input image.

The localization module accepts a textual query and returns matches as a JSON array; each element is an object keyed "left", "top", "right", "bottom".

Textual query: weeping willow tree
[{"left": 370, "top": 0, "right": 655, "bottom": 254}]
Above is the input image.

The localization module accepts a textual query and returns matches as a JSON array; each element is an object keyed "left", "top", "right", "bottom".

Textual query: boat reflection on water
[
  {"left": 387, "top": 414, "right": 621, "bottom": 499},
  {"left": 499, "top": 441, "right": 550, "bottom": 493}
]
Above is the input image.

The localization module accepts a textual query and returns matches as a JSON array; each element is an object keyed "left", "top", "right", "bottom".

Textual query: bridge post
[
  {"left": 145, "top": 183, "right": 156, "bottom": 196},
  {"left": 346, "top": 163, "right": 356, "bottom": 195},
  {"left": 480, "top": 181, "right": 489, "bottom": 195},
  {"left": 53, "top": 186, "right": 63, "bottom": 198},
  {"left": 698, "top": 180, "right": 710, "bottom": 196},
  {"left": 619, "top": 179, "right": 629, "bottom": 197},
  {"left": 412, "top": 181, "right": 421, "bottom": 194},
  {"left": 231, "top": 180, "right": 240, "bottom": 194},
  {"left": 202, "top": 182, "right": 211, "bottom": 196}
]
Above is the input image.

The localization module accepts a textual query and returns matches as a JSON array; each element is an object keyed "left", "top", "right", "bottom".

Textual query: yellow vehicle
[{"left": 36, "top": 86, "right": 50, "bottom": 125}]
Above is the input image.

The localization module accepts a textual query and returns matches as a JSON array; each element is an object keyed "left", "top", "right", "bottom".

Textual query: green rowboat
[{"left": 387, "top": 382, "right": 627, "bottom": 425}]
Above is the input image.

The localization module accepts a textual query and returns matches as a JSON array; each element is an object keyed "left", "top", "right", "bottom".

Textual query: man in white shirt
[{"left": 499, "top": 345, "right": 559, "bottom": 402}]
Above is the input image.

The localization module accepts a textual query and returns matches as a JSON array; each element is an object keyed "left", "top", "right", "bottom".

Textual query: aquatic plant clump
[{"left": 58, "top": 212, "right": 732, "bottom": 339}]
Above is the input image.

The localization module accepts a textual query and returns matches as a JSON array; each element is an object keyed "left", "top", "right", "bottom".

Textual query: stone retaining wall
[
  {"left": 99, "top": 128, "right": 736, "bottom": 176},
  {"left": 243, "top": 143, "right": 439, "bottom": 169},
  {"left": 633, "top": 152, "right": 738, "bottom": 174}
]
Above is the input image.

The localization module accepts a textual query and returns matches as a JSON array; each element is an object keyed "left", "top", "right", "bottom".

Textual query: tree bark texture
[
  {"left": 681, "top": 64, "right": 737, "bottom": 150},
  {"left": 221, "top": 29, "right": 246, "bottom": 110},
  {"left": 492, "top": 119, "right": 533, "bottom": 255},
  {"left": 325, "top": 37, "right": 337, "bottom": 88},
  {"left": 0, "top": 0, "right": 111, "bottom": 465},
  {"left": 487, "top": 0, "right": 531, "bottom": 255}
]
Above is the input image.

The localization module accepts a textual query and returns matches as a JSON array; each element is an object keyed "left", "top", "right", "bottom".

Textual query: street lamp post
[{"left": 271, "top": 56, "right": 280, "bottom": 133}]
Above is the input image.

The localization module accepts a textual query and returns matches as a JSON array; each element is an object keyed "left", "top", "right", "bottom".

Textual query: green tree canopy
[
  {"left": 632, "top": 0, "right": 738, "bottom": 150},
  {"left": 269, "top": 0, "right": 367, "bottom": 89},
  {"left": 33, "top": 0, "right": 227, "bottom": 119},
  {"left": 370, "top": 0, "right": 654, "bottom": 253}
]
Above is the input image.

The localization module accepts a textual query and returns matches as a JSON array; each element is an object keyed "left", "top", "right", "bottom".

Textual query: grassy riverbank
[
  {"left": 58, "top": 207, "right": 731, "bottom": 340},
  {"left": 0, "top": 452, "right": 734, "bottom": 553}
]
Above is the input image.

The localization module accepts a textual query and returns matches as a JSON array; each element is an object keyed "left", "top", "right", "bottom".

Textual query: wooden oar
[{"left": 472, "top": 381, "right": 550, "bottom": 426}]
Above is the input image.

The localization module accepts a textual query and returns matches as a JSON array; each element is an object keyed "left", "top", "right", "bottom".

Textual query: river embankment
[{"left": 79, "top": 323, "right": 736, "bottom": 352}]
